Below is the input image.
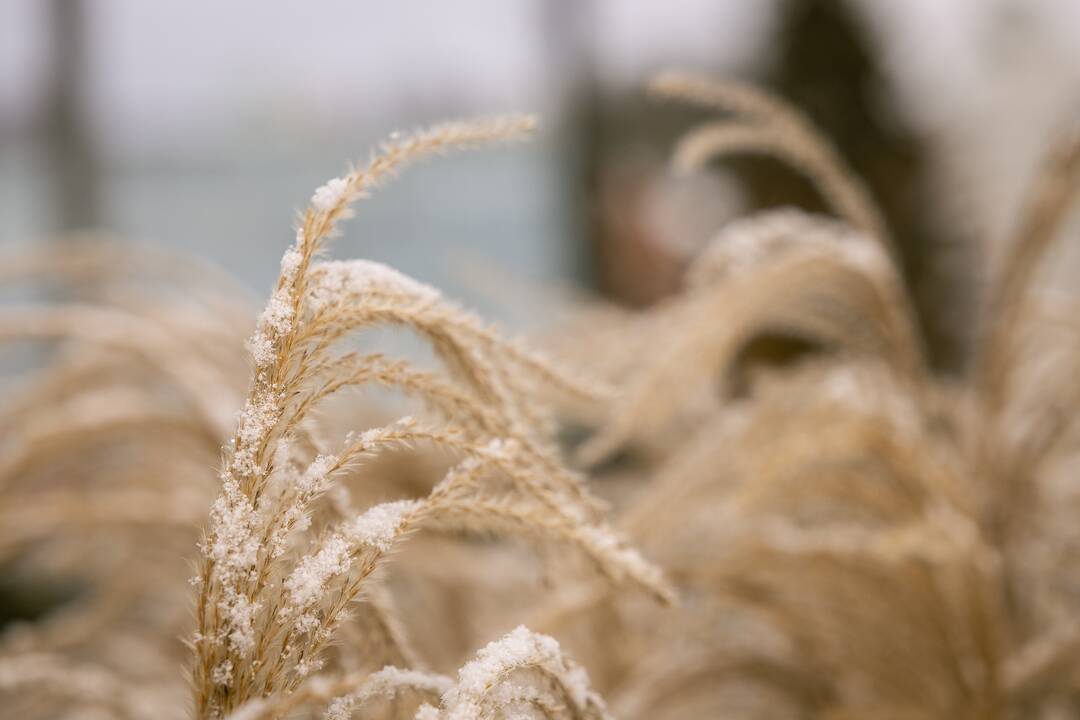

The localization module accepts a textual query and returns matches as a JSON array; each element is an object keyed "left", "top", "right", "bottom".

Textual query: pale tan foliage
[
  {"left": 1, "top": 119, "right": 665, "bottom": 720},
  {"left": 5, "top": 69, "right": 1080, "bottom": 720},
  {"left": 555, "top": 72, "right": 1080, "bottom": 720},
  {"left": 189, "top": 117, "right": 669, "bottom": 720},
  {"left": 576, "top": 207, "right": 923, "bottom": 466},
  {"left": 0, "top": 239, "right": 251, "bottom": 719},
  {"left": 650, "top": 70, "right": 890, "bottom": 248}
]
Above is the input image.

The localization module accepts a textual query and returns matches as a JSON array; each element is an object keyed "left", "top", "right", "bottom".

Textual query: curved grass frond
[
  {"left": 578, "top": 210, "right": 922, "bottom": 465},
  {"left": 419, "top": 626, "right": 612, "bottom": 720},
  {"left": 0, "top": 305, "right": 239, "bottom": 438},
  {"left": 191, "top": 118, "right": 668, "bottom": 718},
  {"left": 650, "top": 70, "right": 890, "bottom": 248},
  {"left": 976, "top": 129, "right": 1080, "bottom": 413}
]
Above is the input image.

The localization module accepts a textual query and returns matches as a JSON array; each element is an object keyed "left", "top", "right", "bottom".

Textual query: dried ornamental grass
[
  {"left": 5, "top": 67, "right": 1080, "bottom": 720},
  {"left": 189, "top": 117, "right": 671, "bottom": 720},
  {"left": 0, "top": 242, "right": 255, "bottom": 720},
  {"left": 563, "top": 71, "right": 1080, "bottom": 719}
]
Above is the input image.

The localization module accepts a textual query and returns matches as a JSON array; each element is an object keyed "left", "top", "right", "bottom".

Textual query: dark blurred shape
[
  {"left": 39, "top": 0, "right": 100, "bottom": 234},
  {"left": 541, "top": 1, "right": 604, "bottom": 290},
  {"left": 580, "top": 0, "right": 971, "bottom": 371},
  {"left": 734, "top": 0, "right": 967, "bottom": 372},
  {"left": 592, "top": 166, "right": 686, "bottom": 306},
  {"left": 584, "top": 90, "right": 720, "bottom": 308},
  {"left": 0, "top": 566, "right": 79, "bottom": 629}
]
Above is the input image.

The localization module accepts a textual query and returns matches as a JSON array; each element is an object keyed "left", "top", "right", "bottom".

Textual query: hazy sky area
[
  {"left": 3, "top": 0, "right": 1080, "bottom": 320},
  {"left": 0, "top": 1, "right": 768, "bottom": 153}
]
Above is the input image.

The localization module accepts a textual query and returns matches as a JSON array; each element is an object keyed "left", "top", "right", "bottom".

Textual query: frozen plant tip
[
  {"left": 418, "top": 626, "right": 610, "bottom": 720},
  {"left": 190, "top": 117, "right": 669, "bottom": 719}
]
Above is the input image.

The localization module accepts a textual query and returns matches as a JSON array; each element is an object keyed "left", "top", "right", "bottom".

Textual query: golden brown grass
[
  {"left": 184, "top": 116, "right": 670, "bottom": 720},
  {"left": 1, "top": 118, "right": 673, "bottom": 720},
  {"left": 553, "top": 71, "right": 1080, "bottom": 720},
  {"left": 4, "top": 71, "right": 1080, "bottom": 720}
]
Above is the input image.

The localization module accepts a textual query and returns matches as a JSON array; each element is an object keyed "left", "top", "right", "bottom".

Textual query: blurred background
[{"left": 3, "top": 0, "right": 1080, "bottom": 370}]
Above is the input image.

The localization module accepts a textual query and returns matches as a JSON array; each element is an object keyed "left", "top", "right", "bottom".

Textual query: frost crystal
[
  {"left": 248, "top": 285, "right": 296, "bottom": 368},
  {"left": 414, "top": 705, "right": 440, "bottom": 720},
  {"left": 294, "top": 657, "right": 324, "bottom": 678},
  {"left": 297, "top": 454, "right": 337, "bottom": 494},
  {"left": 260, "top": 289, "right": 295, "bottom": 336},
  {"left": 323, "top": 667, "right": 452, "bottom": 720},
  {"left": 284, "top": 535, "right": 351, "bottom": 613},
  {"left": 247, "top": 332, "right": 275, "bottom": 369},
  {"left": 345, "top": 417, "right": 415, "bottom": 450},
  {"left": 281, "top": 497, "right": 417, "bottom": 621},
  {"left": 231, "top": 394, "right": 282, "bottom": 477},
  {"left": 208, "top": 477, "right": 260, "bottom": 575},
  {"left": 267, "top": 452, "right": 338, "bottom": 559},
  {"left": 247, "top": 231, "right": 305, "bottom": 370},
  {"left": 218, "top": 588, "right": 262, "bottom": 656},
  {"left": 580, "top": 525, "right": 668, "bottom": 593},
  {"left": 441, "top": 626, "right": 591, "bottom": 720},
  {"left": 211, "top": 660, "right": 233, "bottom": 686},
  {"left": 346, "top": 499, "right": 421, "bottom": 552},
  {"left": 454, "top": 625, "right": 559, "bottom": 696},
  {"left": 306, "top": 260, "right": 439, "bottom": 312},
  {"left": 280, "top": 242, "right": 303, "bottom": 281},
  {"left": 311, "top": 176, "right": 350, "bottom": 212},
  {"left": 324, "top": 697, "right": 353, "bottom": 720}
]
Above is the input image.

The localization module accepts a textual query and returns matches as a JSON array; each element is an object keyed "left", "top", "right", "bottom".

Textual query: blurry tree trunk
[
  {"left": 41, "top": 0, "right": 100, "bottom": 234},
  {"left": 0, "top": 1, "right": 101, "bottom": 629},
  {"left": 734, "top": 0, "right": 970, "bottom": 372},
  {"left": 541, "top": 0, "right": 603, "bottom": 288}
]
